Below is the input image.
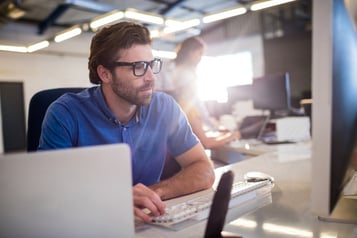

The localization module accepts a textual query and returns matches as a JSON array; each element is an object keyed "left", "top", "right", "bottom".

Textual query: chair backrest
[
  {"left": 27, "top": 87, "right": 85, "bottom": 152},
  {"left": 204, "top": 170, "right": 234, "bottom": 238}
]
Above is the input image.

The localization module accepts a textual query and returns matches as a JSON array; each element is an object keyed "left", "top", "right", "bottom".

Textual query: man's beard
[{"left": 111, "top": 78, "right": 154, "bottom": 106}]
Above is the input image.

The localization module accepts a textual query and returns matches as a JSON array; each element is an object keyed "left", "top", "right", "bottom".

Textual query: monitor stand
[
  {"left": 269, "top": 110, "right": 280, "bottom": 119},
  {"left": 318, "top": 171, "right": 357, "bottom": 224},
  {"left": 318, "top": 196, "right": 357, "bottom": 224}
]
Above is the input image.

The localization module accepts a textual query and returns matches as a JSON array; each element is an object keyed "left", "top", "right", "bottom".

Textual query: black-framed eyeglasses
[{"left": 107, "top": 58, "right": 162, "bottom": 77}]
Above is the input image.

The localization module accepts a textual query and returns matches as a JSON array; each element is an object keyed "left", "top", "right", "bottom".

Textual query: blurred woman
[{"left": 172, "top": 36, "right": 241, "bottom": 149}]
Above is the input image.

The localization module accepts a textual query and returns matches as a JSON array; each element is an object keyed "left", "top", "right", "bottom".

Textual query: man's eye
[{"left": 135, "top": 63, "right": 146, "bottom": 71}]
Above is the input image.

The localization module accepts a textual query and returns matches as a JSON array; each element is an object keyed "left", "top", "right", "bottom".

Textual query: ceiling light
[
  {"left": 54, "top": 26, "right": 82, "bottom": 43},
  {"left": 27, "top": 40, "right": 50, "bottom": 53},
  {"left": 8, "top": 9, "right": 26, "bottom": 19},
  {"left": 125, "top": 8, "right": 164, "bottom": 25},
  {"left": 250, "top": 0, "right": 297, "bottom": 11},
  {"left": 6, "top": 2, "right": 26, "bottom": 19},
  {"left": 202, "top": 7, "right": 247, "bottom": 23},
  {"left": 163, "top": 19, "right": 201, "bottom": 34},
  {"left": 185, "top": 28, "right": 202, "bottom": 36},
  {"left": 165, "top": 19, "right": 182, "bottom": 27},
  {"left": 89, "top": 10, "right": 124, "bottom": 29},
  {"left": 0, "top": 44, "right": 27, "bottom": 53},
  {"left": 150, "top": 29, "right": 161, "bottom": 38}
]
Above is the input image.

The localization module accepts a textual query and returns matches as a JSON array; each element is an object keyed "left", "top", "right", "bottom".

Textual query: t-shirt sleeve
[{"left": 38, "top": 101, "right": 77, "bottom": 150}]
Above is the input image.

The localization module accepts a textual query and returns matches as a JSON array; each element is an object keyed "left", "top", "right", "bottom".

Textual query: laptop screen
[
  {"left": 239, "top": 115, "right": 269, "bottom": 139},
  {"left": 0, "top": 144, "right": 134, "bottom": 238}
]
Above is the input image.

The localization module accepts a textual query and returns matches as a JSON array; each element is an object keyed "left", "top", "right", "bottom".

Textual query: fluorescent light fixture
[
  {"left": 165, "top": 19, "right": 181, "bottom": 27},
  {"left": 54, "top": 26, "right": 82, "bottom": 43},
  {"left": 250, "top": 0, "right": 297, "bottom": 11},
  {"left": 163, "top": 19, "right": 201, "bottom": 34},
  {"left": 150, "top": 29, "right": 161, "bottom": 38},
  {"left": 152, "top": 49, "right": 176, "bottom": 59},
  {"left": 0, "top": 44, "right": 27, "bottom": 53},
  {"left": 203, "top": 7, "right": 247, "bottom": 23},
  {"left": 27, "top": 40, "right": 50, "bottom": 53},
  {"left": 125, "top": 8, "right": 164, "bottom": 25},
  {"left": 185, "top": 28, "right": 201, "bottom": 36},
  {"left": 8, "top": 9, "right": 26, "bottom": 19},
  {"left": 6, "top": 2, "right": 26, "bottom": 19},
  {"left": 90, "top": 10, "right": 124, "bottom": 29}
]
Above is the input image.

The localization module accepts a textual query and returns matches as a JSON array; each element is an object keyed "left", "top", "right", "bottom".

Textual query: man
[{"left": 38, "top": 21, "right": 215, "bottom": 222}]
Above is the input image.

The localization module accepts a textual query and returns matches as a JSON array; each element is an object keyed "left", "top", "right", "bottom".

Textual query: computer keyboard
[{"left": 151, "top": 180, "right": 272, "bottom": 227}]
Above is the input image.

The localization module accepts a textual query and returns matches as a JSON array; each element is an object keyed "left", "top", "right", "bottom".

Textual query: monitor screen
[
  {"left": 311, "top": 0, "right": 357, "bottom": 223},
  {"left": 252, "top": 72, "right": 291, "bottom": 118}
]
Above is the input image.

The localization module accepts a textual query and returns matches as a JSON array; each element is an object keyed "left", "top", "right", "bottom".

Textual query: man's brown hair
[{"left": 88, "top": 21, "right": 152, "bottom": 84}]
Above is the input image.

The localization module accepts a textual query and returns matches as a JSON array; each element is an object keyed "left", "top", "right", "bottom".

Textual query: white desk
[
  {"left": 211, "top": 139, "right": 311, "bottom": 163},
  {"left": 136, "top": 142, "right": 357, "bottom": 237}
]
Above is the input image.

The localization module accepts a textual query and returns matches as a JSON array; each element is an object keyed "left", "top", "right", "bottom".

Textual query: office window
[{"left": 197, "top": 51, "right": 253, "bottom": 103}]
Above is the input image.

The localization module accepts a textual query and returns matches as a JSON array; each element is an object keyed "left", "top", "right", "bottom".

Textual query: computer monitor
[
  {"left": 252, "top": 72, "right": 291, "bottom": 118},
  {"left": 311, "top": 0, "right": 357, "bottom": 223}
]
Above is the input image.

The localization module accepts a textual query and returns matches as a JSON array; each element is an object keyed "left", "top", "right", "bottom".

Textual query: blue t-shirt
[{"left": 38, "top": 86, "right": 199, "bottom": 186}]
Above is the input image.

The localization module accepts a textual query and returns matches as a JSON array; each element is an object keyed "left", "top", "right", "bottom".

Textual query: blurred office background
[{"left": 0, "top": 0, "right": 313, "bottom": 152}]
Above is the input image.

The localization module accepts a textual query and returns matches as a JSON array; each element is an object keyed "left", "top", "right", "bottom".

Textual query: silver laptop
[
  {"left": 0, "top": 144, "right": 134, "bottom": 238},
  {"left": 239, "top": 115, "right": 269, "bottom": 139}
]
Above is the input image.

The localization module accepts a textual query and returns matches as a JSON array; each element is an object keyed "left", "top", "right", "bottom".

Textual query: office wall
[
  {"left": 0, "top": 51, "right": 92, "bottom": 120},
  {"left": 263, "top": 31, "right": 312, "bottom": 103}
]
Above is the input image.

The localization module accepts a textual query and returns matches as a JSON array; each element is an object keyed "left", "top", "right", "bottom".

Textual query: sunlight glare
[{"left": 197, "top": 52, "right": 253, "bottom": 102}]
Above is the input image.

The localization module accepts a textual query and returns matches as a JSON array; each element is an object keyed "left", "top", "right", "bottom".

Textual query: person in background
[
  {"left": 172, "top": 36, "right": 241, "bottom": 149},
  {"left": 38, "top": 21, "right": 215, "bottom": 222}
]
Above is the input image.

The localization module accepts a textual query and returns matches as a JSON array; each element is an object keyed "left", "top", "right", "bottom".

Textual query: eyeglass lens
[{"left": 134, "top": 59, "right": 161, "bottom": 76}]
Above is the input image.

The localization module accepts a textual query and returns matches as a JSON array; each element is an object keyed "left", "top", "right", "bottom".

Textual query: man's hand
[{"left": 133, "top": 183, "right": 166, "bottom": 222}]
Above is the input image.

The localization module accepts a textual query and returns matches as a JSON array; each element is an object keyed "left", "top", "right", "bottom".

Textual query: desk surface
[
  {"left": 136, "top": 142, "right": 357, "bottom": 237},
  {"left": 226, "top": 139, "right": 311, "bottom": 156}
]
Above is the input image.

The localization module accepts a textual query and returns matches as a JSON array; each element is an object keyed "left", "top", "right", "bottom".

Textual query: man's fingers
[
  {"left": 134, "top": 207, "right": 152, "bottom": 223},
  {"left": 133, "top": 195, "right": 162, "bottom": 216},
  {"left": 133, "top": 183, "right": 166, "bottom": 221}
]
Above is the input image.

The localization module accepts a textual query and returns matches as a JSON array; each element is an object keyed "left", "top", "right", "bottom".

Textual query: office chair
[
  {"left": 204, "top": 170, "right": 242, "bottom": 238},
  {"left": 27, "top": 87, "right": 85, "bottom": 152}
]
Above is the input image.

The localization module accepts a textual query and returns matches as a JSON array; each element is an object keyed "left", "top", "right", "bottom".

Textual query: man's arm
[
  {"left": 188, "top": 112, "right": 240, "bottom": 149},
  {"left": 149, "top": 143, "right": 215, "bottom": 200}
]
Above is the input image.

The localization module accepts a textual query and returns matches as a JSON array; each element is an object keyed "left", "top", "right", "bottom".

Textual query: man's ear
[{"left": 97, "top": 65, "right": 112, "bottom": 83}]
